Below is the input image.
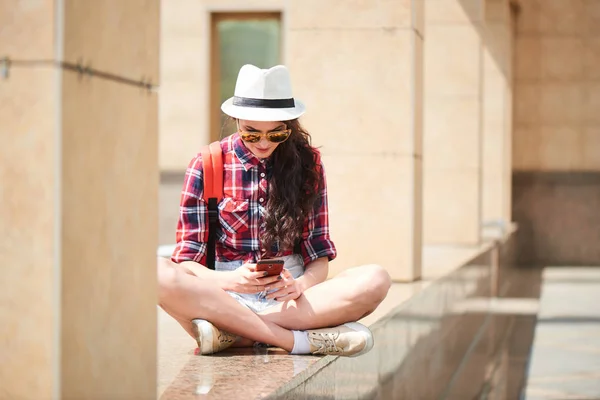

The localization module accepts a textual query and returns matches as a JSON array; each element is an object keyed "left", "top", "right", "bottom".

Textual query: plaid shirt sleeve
[
  {"left": 171, "top": 155, "right": 208, "bottom": 265},
  {"left": 299, "top": 155, "right": 337, "bottom": 266}
]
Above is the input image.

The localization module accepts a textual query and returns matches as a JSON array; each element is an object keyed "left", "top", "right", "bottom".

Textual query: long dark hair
[{"left": 262, "top": 119, "right": 323, "bottom": 252}]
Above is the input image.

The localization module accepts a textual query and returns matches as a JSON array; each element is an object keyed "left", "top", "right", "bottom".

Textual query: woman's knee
[
  {"left": 157, "top": 257, "right": 181, "bottom": 301},
  {"left": 354, "top": 264, "right": 392, "bottom": 305}
]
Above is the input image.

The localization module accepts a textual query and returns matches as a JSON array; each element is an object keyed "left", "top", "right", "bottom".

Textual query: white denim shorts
[{"left": 215, "top": 254, "right": 305, "bottom": 313}]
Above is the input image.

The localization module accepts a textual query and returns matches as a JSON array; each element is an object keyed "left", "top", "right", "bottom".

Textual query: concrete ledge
[{"left": 269, "top": 229, "right": 519, "bottom": 399}]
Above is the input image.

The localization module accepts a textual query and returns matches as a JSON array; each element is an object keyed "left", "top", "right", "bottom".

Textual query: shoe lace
[
  {"left": 314, "top": 332, "right": 342, "bottom": 354},
  {"left": 218, "top": 330, "right": 236, "bottom": 345}
]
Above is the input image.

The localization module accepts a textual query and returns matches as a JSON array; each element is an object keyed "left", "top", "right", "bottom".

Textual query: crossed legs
[{"left": 157, "top": 257, "right": 391, "bottom": 352}]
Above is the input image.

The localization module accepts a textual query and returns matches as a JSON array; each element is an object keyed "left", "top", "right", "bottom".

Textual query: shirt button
[
  {"left": 259, "top": 198, "right": 264, "bottom": 203},
  {"left": 260, "top": 173, "right": 265, "bottom": 178}
]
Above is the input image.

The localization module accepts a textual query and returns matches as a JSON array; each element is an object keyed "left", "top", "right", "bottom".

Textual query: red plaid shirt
[{"left": 171, "top": 133, "right": 337, "bottom": 266}]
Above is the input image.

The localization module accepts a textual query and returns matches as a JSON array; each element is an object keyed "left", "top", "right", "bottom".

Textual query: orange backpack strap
[{"left": 199, "top": 141, "right": 223, "bottom": 270}]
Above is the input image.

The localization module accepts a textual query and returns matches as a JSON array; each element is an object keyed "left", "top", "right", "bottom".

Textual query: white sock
[{"left": 290, "top": 330, "right": 311, "bottom": 354}]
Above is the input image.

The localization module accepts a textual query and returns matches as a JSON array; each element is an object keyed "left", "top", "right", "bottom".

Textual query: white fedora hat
[{"left": 221, "top": 64, "right": 306, "bottom": 121}]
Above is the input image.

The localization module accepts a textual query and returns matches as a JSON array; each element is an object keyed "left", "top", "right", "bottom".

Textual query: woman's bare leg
[
  {"left": 158, "top": 257, "right": 294, "bottom": 351},
  {"left": 258, "top": 264, "right": 392, "bottom": 330},
  {"left": 158, "top": 258, "right": 391, "bottom": 350}
]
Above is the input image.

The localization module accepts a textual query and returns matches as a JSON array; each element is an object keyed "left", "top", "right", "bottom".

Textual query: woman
[{"left": 158, "top": 64, "right": 391, "bottom": 357}]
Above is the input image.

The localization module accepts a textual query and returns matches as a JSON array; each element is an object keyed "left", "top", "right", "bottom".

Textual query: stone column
[
  {"left": 287, "top": 0, "right": 424, "bottom": 281},
  {"left": 482, "top": 0, "right": 513, "bottom": 231},
  {"left": 0, "top": 1, "right": 159, "bottom": 399},
  {"left": 423, "top": 0, "right": 484, "bottom": 245}
]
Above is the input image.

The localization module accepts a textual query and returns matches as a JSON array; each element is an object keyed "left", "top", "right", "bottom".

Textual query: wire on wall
[{"left": 0, "top": 56, "right": 157, "bottom": 93}]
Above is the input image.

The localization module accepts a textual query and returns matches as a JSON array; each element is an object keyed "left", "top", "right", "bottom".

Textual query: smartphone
[{"left": 256, "top": 259, "right": 285, "bottom": 276}]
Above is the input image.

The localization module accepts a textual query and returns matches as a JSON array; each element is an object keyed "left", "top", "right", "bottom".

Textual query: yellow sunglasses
[{"left": 239, "top": 129, "right": 292, "bottom": 144}]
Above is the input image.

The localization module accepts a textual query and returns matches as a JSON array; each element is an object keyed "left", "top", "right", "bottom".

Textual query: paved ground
[
  {"left": 524, "top": 267, "right": 600, "bottom": 400},
  {"left": 159, "top": 175, "right": 184, "bottom": 246}
]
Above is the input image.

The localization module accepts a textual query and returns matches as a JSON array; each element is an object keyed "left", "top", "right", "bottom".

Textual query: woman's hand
[
  {"left": 265, "top": 269, "right": 304, "bottom": 302},
  {"left": 221, "top": 263, "right": 282, "bottom": 294}
]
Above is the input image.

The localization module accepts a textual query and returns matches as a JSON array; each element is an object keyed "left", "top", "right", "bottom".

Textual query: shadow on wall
[
  {"left": 453, "top": 0, "right": 517, "bottom": 80},
  {"left": 513, "top": 172, "right": 600, "bottom": 266}
]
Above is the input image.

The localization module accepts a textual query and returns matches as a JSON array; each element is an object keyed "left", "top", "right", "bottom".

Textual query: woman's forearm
[
  {"left": 296, "top": 257, "right": 329, "bottom": 292},
  {"left": 180, "top": 257, "right": 329, "bottom": 293},
  {"left": 179, "top": 261, "right": 232, "bottom": 290}
]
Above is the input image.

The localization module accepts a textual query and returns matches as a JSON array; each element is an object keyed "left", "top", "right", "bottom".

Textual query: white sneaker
[
  {"left": 307, "top": 322, "right": 374, "bottom": 357},
  {"left": 191, "top": 319, "right": 237, "bottom": 355}
]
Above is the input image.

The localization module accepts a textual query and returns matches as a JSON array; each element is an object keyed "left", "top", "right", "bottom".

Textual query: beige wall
[
  {"left": 513, "top": 0, "right": 600, "bottom": 171},
  {"left": 482, "top": 0, "right": 513, "bottom": 225},
  {"left": 422, "top": 0, "right": 514, "bottom": 244},
  {"left": 1, "top": 1, "right": 159, "bottom": 398},
  {"left": 423, "top": 0, "right": 485, "bottom": 245},
  {"left": 287, "top": 0, "right": 424, "bottom": 280},
  {"left": 0, "top": 2, "right": 56, "bottom": 397}
]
